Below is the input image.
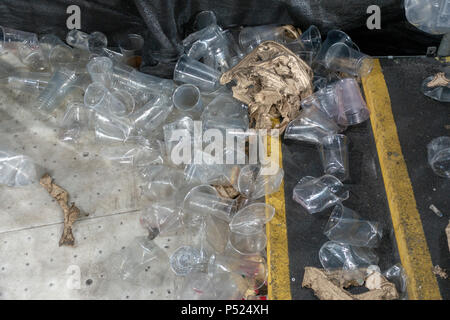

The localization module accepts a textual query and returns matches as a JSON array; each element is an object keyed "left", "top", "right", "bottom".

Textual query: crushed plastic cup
[
  {"left": 229, "top": 230, "right": 267, "bottom": 256},
  {"left": 237, "top": 164, "right": 284, "bottom": 199},
  {"left": 17, "top": 42, "right": 48, "bottom": 72},
  {"left": 336, "top": 78, "right": 370, "bottom": 126},
  {"left": 87, "top": 56, "right": 113, "bottom": 85},
  {"left": 208, "top": 253, "right": 268, "bottom": 290},
  {"left": 319, "top": 241, "right": 379, "bottom": 284},
  {"left": 325, "top": 42, "right": 374, "bottom": 77},
  {"left": 318, "top": 134, "right": 350, "bottom": 181},
  {"left": 229, "top": 203, "right": 276, "bottom": 235},
  {"left": 172, "top": 84, "right": 203, "bottom": 114},
  {"left": 284, "top": 105, "right": 340, "bottom": 144},
  {"left": 315, "top": 29, "right": 359, "bottom": 65},
  {"left": 324, "top": 203, "right": 383, "bottom": 247},
  {"left": 301, "top": 84, "right": 348, "bottom": 129},
  {"left": 0, "top": 151, "right": 37, "bottom": 187},
  {"left": 36, "top": 67, "right": 79, "bottom": 114},
  {"left": 174, "top": 54, "right": 221, "bottom": 92},
  {"left": 422, "top": 74, "right": 450, "bottom": 102},
  {"left": 84, "top": 82, "right": 134, "bottom": 117},
  {"left": 292, "top": 174, "right": 349, "bottom": 214},
  {"left": 140, "top": 201, "right": 183, "bottom": 239},
  {"left": 170, "top": 246, "right": 204, "bottom": 276},
  {"left": 111, "top": 236, "right": 169, "bottom": 283},
  {"left": 427, "top": 136, "right": 450, "bottom": 178},
  {"left": 66, "top": 29, "right": 107, "bottom": 54},
  {"left": 238, "top": 25, "right": 288, "bottom": 53},
  {"left": 182, "top": 185, "right": 237, "bottom": 225},
  {"left": 39, "top": 34, "right": 74, "bottom": 68}
]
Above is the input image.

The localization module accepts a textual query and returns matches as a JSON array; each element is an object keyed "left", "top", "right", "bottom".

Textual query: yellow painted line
[
  {"left": 362, "top": 59, "right": 441, "bottom": 300},
  {"left": 265, "top": 122, "right": 291, "bottom": 300}
]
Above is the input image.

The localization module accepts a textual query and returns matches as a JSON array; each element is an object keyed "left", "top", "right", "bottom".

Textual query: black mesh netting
[{"left": 0, "top": 0, "right": 442, "bottom": 77}]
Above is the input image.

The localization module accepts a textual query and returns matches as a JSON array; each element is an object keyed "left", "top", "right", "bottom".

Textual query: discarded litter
[{"left": 0, "top": 8, "right": 396, "bottom": 300}]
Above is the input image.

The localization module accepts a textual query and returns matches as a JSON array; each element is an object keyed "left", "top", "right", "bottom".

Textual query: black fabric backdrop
[{"left": 0, "top": 0, "right": 442, "bottom": 77}]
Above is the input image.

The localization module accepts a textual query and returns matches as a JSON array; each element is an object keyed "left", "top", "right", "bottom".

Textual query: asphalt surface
[
  {"left": 282, "top": 120, "right": 399, "bottom": 300},
  {"left": 380, "top": 57, "right": 450, "bottom": 300}
]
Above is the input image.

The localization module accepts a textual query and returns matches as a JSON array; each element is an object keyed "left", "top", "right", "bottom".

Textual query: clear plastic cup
[
  {"left": 336, "top": 78, "right": 370, "bottom": 126},
  {"left": 58, "top": 102, "right": 91, "bottom": 143},
  {"left": 324, "top": 204, "right": 383, "bottom": 248},
  {"left": 139, "top": 165, "right": 186, "bottom": 202},
  {"left": 130, "top": 95, "right": 173, "bottom": 134},
  {"left": 36, "top": 67, "right": 78, "bottom": 113},
  {"left": 173, "top": 54, "right": 221, "bottom": 92},
  {"left": 318, "top": 134, "right": 349, "bottom": 181},
  {"left": 163, "top": 116, "right": 195, "bottom": 163},
  {"left": 169, "top": 246, "right": 204, "bottom": 276},
  {"left": 84, "top": 82, "right": 134, "bottom": 141},
  {"left": 112, "top": 236, "right": 168, "bottom": 282},
  {"left": 66, "top": 29, "right": 107, "bottom": 53},
  {"left": 238, "top": 25, "right": 287, "bottom": 53},
  {"left": 229, "top": 203, "right": 276, "bottom": 235},
  {"left": 208, "top": 253, "right": 268, "bottom": 290},
  {"left": 39, "top": 34, "right": 74, "bottom": 68},
  {"left": 284, "top": 105, "right": 340, "bottom": 144},
  {"left": 0, "top": 26, "right": 38, "bottom": 52},
  {"left": 315, "top": 29, "right": 359, "bottom": 65},
  {"left": 319, "top": 241, "right": 379, "bottom": 284},
  {"left": 6, "top": 72, "right": 51, "bottom": 93},
  {"left": 300, "top": 85, "right": 347, "bottom": 130},
  {"left": 87, "top": 56, "right": 113, "bottom": 85},
  {"left": 140, "top": 201, "right": 182, "bottom": 239},
  {"left": 16, "top": 42, "right": 48, "bottom": 72},
  {"left": 0, "top": 151, "right": 37, "bottom": 187},
  {"left": 237, "top": 164, "right": 284, "bottom": 199},
  {"left": 182, "top": 24, "right": 224, "bottom": 53},
  {"left": 427, "top": 136, "right": 450, "bottom": 178},
  {"left": 175, "top": 272, "right": 216, "bottom": 299},
  {"left": 325, "top": 42, "right": 374, "bottom": 77},
  {"left": 228, "top": 230, "right": 267, "bottom": 256},
  {"left": 182, "top": 185, "right": 237, "bottom": 225},
  {"left": 300, "top": 25, "right": 322, "bottom": 53},
  {"left": 292, "top": 174, "right": 349, "bottom": 214},
  {"left": 119, "top": 34, "right": 144, "bottom": 57},
  {"left": 173, "top": 84, "right": 203, "bottom": 114},
  {"left": 193, "top": 11, "right": 218, "bottom": 31}
]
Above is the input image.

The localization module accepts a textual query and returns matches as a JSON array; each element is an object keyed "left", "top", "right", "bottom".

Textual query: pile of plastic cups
[{"left": 0, "top": 10, "right": 408, "bottom": 299}]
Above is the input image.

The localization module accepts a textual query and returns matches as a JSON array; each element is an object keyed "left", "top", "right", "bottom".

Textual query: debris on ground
[
  {"left": 39, "top": 174, "right": 81, "bottom": 246},
  {"left": 429, "top": 204, "right": 444, "bottom": 217},
  {"left": 447, "top": 220, "right": 450, "bottom": 252},
  {"left": 220, "top": 41, "right": 313, "bottom": 133},
  {"left": 426, "top": 72, "right": 450, "bottom": 88},
  {"left": 302, "top": 267, "right": 399, "bottom": 300},
  {"left": 433, "top": 265, "right": 448, "bottom": 279}
]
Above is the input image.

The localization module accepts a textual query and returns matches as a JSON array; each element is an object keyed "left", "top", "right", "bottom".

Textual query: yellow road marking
[
  {"left": 265, "top": 123, "right": 291, "bottom": 300},
  {"left": 362, "top": 59, "right": 441, "bottom": 300}
]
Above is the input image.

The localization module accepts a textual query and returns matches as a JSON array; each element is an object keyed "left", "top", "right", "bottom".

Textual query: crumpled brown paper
[
  {"left": 302, "top": 267, "right": 399, "bottom": 300},
  {"left": 220, "top": 41, "right": 313, "bottom": 133}
]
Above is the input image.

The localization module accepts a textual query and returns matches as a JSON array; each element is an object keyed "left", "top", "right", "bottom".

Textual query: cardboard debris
[
  {"left": 427, "top": 72, "right": 450, "bottom": 88},
  {"left": 302, "top": 267, "right": 399, "bottom": 300},
  {"left": 220, "top": 41, "right": 313, "bottom": 133},
  {"left": 433, "top": 265, "right": 448, "bottom": 279},
  {"left": 40, "top": 174, "right": 81, "bottom": 246}
]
